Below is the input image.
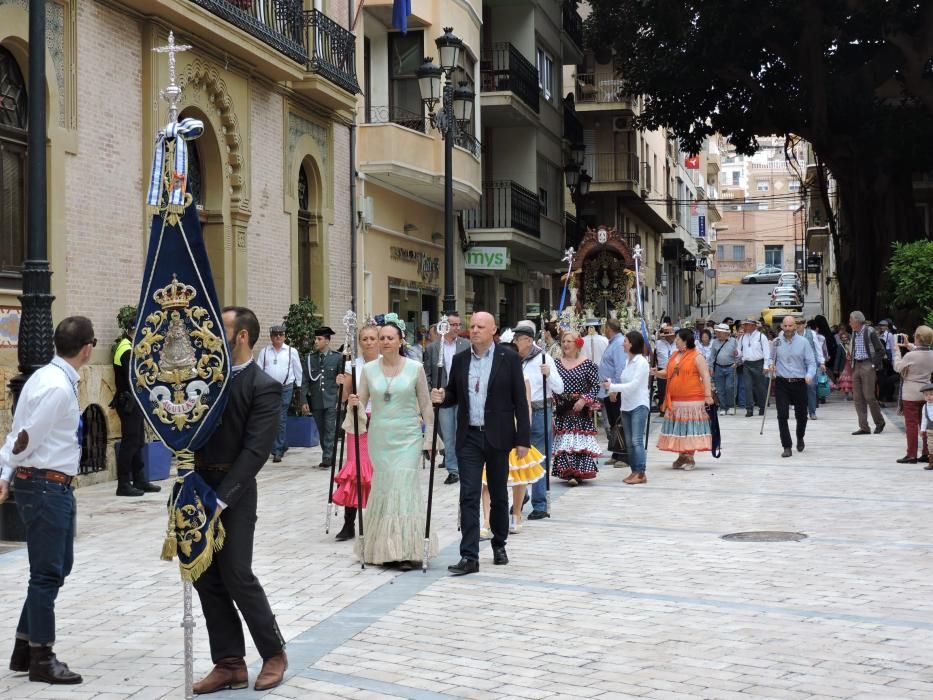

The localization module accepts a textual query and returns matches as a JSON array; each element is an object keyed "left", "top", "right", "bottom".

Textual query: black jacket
[
  {"left": 195, "top": 362, "right": 281, "bottom": 508},
  {"left": 441, "top": 344, "right": 530, "bottom": 452}
]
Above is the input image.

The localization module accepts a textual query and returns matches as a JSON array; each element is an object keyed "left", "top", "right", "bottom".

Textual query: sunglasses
[
  {"left": 86, "top": 338, "right": 98, "bottom": 348},
  {"left": 270, "top": 332, "right": 285, "bottom": 337}
]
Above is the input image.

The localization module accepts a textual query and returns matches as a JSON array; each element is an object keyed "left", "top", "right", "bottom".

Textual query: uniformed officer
[
  {"left": 301, "top": 326, "right": 343, "bottom": 469},
  {"left": 111, "top": 317, "right": 161, "bottom": 497}
]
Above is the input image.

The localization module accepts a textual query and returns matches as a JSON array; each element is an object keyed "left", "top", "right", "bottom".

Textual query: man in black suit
[
  {"left": 191, "top": 306, "right": 287, "bottom": 694},
  {"left": 432, "top": 311, "right": 530, "bottom": 575}
]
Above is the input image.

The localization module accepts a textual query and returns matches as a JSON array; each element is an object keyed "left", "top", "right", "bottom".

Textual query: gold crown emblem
[{"left": 153, "top": 274, "right": 197, "bottom": 310}]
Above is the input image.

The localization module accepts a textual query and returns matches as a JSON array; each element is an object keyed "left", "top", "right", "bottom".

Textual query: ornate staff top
[
  {"left": 436, "top": 314, "right": 450, "bottom": 337},
  {"left": 342, "top": 310, "right": 358, "bottom": 357},
  {"left": 633, "top": 243, "right": 643, "bottom": 262},
  {"left": 153, "top": 31, "right": 192, "bottom": 125},
  {"left": 562, "top": 247, "right": 576, "bottom": 265}
]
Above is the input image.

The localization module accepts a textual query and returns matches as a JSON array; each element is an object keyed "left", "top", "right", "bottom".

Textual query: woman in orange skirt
[
  {"left": 332, "top": 324, "right": 379, "bottom": 540},
  {"left": 652, "top": 328, "right": 715, "bottom": 470}
]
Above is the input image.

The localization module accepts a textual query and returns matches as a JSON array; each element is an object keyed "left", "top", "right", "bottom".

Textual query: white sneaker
[
  {"left": 480, "top": 527, "right": 492, "bottom": 540},
  {"left": 509, "top": 516, "right": 521, "bottom": 534}
]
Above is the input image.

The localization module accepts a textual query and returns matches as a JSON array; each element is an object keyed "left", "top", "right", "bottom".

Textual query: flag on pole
[{"left": 392, "top": 0, "right": 412, "bottom": 34}]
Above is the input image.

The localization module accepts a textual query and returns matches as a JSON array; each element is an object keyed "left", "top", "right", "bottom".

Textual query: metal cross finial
[
  {"left": 633, "top": 244, "right": 643, "bottom": 261},
  {"left": 153, "top": 31, "right": 192, "bottom": 125},
  {"left": 342, "top": 310, "right": 358, "bottom": 356},
  {"left": 562, "top": 247, "right": 576, "bottom": 264}
]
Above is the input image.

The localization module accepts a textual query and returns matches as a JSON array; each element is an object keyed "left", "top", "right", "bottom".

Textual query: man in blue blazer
[{"left": 432, "top": 311, "right": 530, "bottom": 574}]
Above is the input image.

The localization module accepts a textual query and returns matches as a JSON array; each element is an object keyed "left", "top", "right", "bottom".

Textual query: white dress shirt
[
  {"left": 608, "top": 354, "right": 651, "bottom": 411},
  {"left": 738, "top": 330, "right": 772, "bottom": 369},
  {"left": 0, "top": 356, "right": 82, "bottom": 481},
  {"left": 521, "top": 349, "right": 564, "bottom": 403},
  {"left": 442, "top": 338, "right": 458, "bottom": 382},
  {"left": 580, "top": 333, "right": 608, "bottom": 364},
  {"left": 258, "top": 343, "right": 302, "bottom": 386},
  {"left": 655, "top": 338, "right": 676, "bottom": 369}
]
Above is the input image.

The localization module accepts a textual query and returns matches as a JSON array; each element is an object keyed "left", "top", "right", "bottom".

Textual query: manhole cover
[{"left": 721, "top": 531, "right": 807, "bottom": 542}]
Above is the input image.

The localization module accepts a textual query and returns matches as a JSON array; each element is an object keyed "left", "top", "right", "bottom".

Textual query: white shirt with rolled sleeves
[
  {"left": 607, "top": 354, "right": 651, "bottom": 412},
  {"left": 0, "top": 356, "right": 82, "bottom": 482},
  {"left": 521, "top": 349, "right": 564, "bottom": 401},
  {"left": 258, "top": 343, "right": 302, "bottom": 387},
  {"left": 738, "top": 330, "right": 772, "bottom": 369}
]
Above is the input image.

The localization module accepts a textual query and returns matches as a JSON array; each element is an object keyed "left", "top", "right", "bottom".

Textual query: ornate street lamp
[{"left": 417, "top": 28, "right": 474, "bottom": 315}]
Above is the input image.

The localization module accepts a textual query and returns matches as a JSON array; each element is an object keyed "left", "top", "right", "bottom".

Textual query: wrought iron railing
[
  {"left": 454, "top": 131, "right": 481, "bottom": 157},
  {"left": 188, "top": 2, "right": 358, "bottom": 93},
  {"left": 463, "top": 181, "right": 541, "bottom": 238},
  {"left": 563, "top": 101, "right": 583, "bottom": 144},
  {"left": 574, "top": 72, "right": 638, "bottom": 109},
  {"left": 582, "top": 152, "right": 640, "bottom": 188},
  {"left": 366, "top": 105, "right": 426, "bottom": 133},
  {"left": 80, "top": 405, "right": 108, "bottom": 474},
  {"left": 480, "top": 43, "right": 540, "bottom": 113},
  {"left": 562, "top": 1, "right": 584, "bottom": 51},
  {"left": 303, "top": 8, "right": 359, "bottom": 94}
]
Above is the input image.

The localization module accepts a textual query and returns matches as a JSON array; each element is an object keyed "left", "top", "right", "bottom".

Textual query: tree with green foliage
[
  {"left": 586, "top": 0, "right": 933, "bottom": 318},
  {"left": 885, "top": 241, "right": 933, "bottom": 328},
  {"left": 282, "top": 298, "right": 321, "bottom": 358}
]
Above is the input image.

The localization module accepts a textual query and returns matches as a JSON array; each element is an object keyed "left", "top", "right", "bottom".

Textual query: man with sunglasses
[{"left": 0, "top": 317, "right": 97, "bottom": 685}]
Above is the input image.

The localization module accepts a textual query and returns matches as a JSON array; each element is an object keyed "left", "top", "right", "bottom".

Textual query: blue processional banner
[{"left": 131, "top": 120, "right": 231, "bottom": 581}]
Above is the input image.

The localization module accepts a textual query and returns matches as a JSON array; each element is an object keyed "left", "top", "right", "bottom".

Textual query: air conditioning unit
[{"left": 612, "top": 116, "right": 633, "bottom": 132}]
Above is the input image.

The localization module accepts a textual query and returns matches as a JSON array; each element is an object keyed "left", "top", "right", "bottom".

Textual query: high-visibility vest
[{"left": 113, "top": 337, "right": 132, "bottom": 366}]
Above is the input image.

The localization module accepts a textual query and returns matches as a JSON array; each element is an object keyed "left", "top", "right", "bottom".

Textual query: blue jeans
[
  {"left": 713, "top": 365, "right": 735, "bottom": 409},
  {"left": 735, "top": 369, "right": 746, "bottom": 407},
  {"left": 273, "top": 384, "right": 293, "bottom": 457},
  {"left": 14, "top": 476, "right": 76, "bottom": 645},
  {"left": 619, "top": 405, "right": 650, "bottom": 474},
  {"left": 438, "top": 406, "right": 459, "bottom": 475},
  {"left": 528, "top": 408, "right": 553, "bottom": 513}
]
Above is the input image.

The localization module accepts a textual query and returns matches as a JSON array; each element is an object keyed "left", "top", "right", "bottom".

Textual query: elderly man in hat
[
  {"left": 653, "top": 324, "right": 677, "bottom": 411},
  {"left": 258, "top": 325, "right": 303, "bottom": 463},
  {"left": 737, "top": 319, "right": 771, "bottom": 417},
  {"left": 512, "top": 320, "right": 564, "bottom": 518},
  {"left": 580, "top": 319, "right": 609, "bottom": 365},
  {"left": 302, "top": 326, "right": 343, "bottom": 469},
  {"left": 709, "top": 323, "right": 738, "bottom": 415}
]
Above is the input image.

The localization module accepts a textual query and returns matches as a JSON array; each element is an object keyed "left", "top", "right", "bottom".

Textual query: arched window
[
  {"left": 188, "top": 141, "right": 203, "bottom": 207},
  {"left": 0, "top": 47, "right": 27, "bottom": 279},
  {"left": 297, "top": 166, "right": 312, "bottom": 299}
]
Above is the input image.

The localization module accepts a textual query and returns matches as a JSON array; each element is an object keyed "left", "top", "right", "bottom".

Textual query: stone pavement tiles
[{"left": 0, "top": 395, "right": 931, "bottom": 699}]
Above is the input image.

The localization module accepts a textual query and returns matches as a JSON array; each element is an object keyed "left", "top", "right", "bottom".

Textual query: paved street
[
  {"left": 709, "top": 283, "right": 825, "bottom": 327},
  {"left": 1, "top": 395, "right": 932, "bottom": 699}
]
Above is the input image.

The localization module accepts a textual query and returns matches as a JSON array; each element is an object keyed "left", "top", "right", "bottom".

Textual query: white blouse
[{"left": 607, "top": 354, "right": 651, "bottom": 412}]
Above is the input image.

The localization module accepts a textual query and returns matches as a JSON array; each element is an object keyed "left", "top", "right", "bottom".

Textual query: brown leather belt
[{"left": 15, "top": 467, "right": 74, "bottom": 486}]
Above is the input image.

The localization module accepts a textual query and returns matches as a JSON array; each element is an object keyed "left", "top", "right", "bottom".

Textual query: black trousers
[
  {"left": 116, "top": 400, "right": 145, "bottom": 482},
  {"left": 774, "top": 378, "right": 808, "bottom": 449},
  {"left": 655, "top": 378, "right": 667, "bottom": 410},
  {"left": 743, "top": 360, "right": 767, "bottom": 413},
  {"left": 192, "top": 474, "right": 283, "bottom": 662},
  {"left": 602, "top": 397, "right": 626, "bottom": 462},
  {"left": 457, "top": 429, "right": 509, "bottom": 561}
]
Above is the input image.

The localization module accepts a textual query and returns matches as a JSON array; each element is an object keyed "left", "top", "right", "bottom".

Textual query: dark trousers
[
  {"left": 457, "top": 429, "right": 509, "bottom": 561},
  {"left": 192, "top": 475, "right": 283, "bottom": 662},
  {"left": 602, "top": 397, "right": 626, "bottom": 462},
  {"left": 655, "top": 378, "right": 667, "bottom": 410},
  {"left": 312, "top": 406, "right": 337, "bottom": 465},
  {"left": 744, "top": 359, "right": 767, "bottom": 413},
  {"left": 14, "top": 476, "right": 76, "bottom": 645},
  {"left": 117, "top": 401, "right": 145, "bottom": 482},
  {"left": 775, "top": 378, "right": 808, "bottom": 448}
]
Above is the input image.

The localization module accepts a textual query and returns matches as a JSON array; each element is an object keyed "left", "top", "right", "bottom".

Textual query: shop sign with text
[{"left": 464, "top": 247, "right": 510, "bottom": 270}]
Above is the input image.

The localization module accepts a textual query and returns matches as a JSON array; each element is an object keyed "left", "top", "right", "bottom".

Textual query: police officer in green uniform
[
  {"left": 301, "top": 326, "right": 343, "bottom": 469},
  {"left": 112, "top": 318, "right": 161, "bottom": 496}
]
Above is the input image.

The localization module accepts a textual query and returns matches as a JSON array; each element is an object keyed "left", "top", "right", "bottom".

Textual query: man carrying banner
[
  {"left": 0, "top": 317, "right": 96, "bottom": 685},
  {"left": 191, "top": 306, "right": 287, "bottom": 693}
]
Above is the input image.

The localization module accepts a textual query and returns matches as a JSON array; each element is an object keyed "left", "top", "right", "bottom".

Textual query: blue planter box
[
  {"left": 116, "top": 440, "right": 173, "bottom": 481},
  {"left": 286, "top": 415, "right": 320, "bottom": 448}
]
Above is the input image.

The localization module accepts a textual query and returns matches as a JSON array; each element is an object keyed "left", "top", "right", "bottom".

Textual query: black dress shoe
[
  {"left": 759, "top": 408, "right": 764, "bottom": 416},
  {"left": 874, "top": 423, "right": 885, "bottom": 434},
  {"left": 272, "top": 454, "right": 282, "bottom": 463},
  {"left": 492, "top": 546, "right": 509, "bottom": 565},
  {"left": 29, "top": 647, "right": 82, "bottom": 684},
  {"left": 851, "top": 429, "right": 870, "bottom": 435},
  {"left": 447, "top": 558, "right": 479, "bottom": 576},
  {"left": 444, "top": 473, "right": 459, "bottom": 485},
  {"left": 133, "top": 480, "right": 161, "bottom": 493},
  {"left": 796, "top": 439, "right": 805, "bottom": 453},
  {"left": 745, "top": 410, "right": 754, "bottom": 417},
  {"left": 896, "top": 456, "right": 919, "bottom": 464},
  {"left": 781, "top": 448, "right": 792, "bottom": 458},
  {"left": 527, "top": 510, "right": 550, "bottom": 520},
  {"left": 9, "top": 638, "right": 28, "bottom": 672},
  {"left": 115, "top": 482, "right": 145, "bottom": 497},
  {"left": 925, "top": 464, "right": 933, "bottom": 471}
]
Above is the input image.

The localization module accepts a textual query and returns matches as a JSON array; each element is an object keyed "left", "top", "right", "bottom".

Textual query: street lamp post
[
  {"left": 564, "top": 143, "right": 591, "bottom": 248},
  {"left": 10, "top": 0, "right": 55, "bottom": 406},
  {"left": 417, "top": 28, "right": 475, "bottom": 316}
]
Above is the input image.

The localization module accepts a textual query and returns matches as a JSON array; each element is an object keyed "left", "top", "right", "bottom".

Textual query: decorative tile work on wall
[
  {"left": 288, "top": 112, "right": 328, "bottom": 171},
  {"left": 0, "top": 307, "right": 21, "bottom": 348}
]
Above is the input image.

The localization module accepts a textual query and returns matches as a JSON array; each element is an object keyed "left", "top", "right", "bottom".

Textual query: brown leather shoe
[
  {"left": 254, "top": 650, "right": 287, "bottom": 691},
  {"left": 193, "top": 657, "right": 247, "bottom": 694}
]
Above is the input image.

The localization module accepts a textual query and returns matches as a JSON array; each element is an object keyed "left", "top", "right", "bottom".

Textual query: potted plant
[
  {"left": 111, "top": 304, "right": 173, "bottom": 480},
  {"left": 282, "top": 298, "right": 322, "bottom": 448}
]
